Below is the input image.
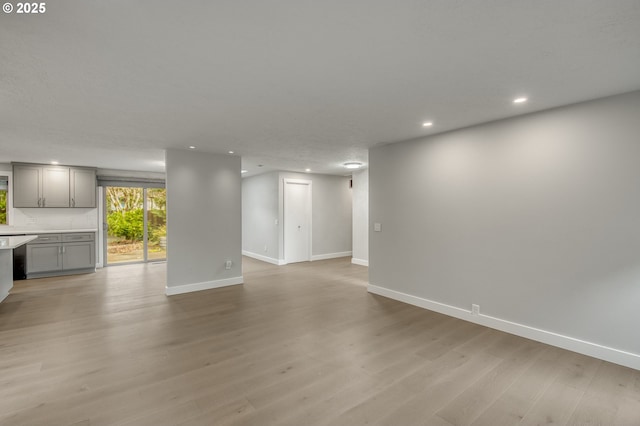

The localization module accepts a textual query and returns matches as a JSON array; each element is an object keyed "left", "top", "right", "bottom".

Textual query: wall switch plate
[
  {"left": 374, "top": 223, "right": 381, "bottom": 232},
  {"left": 275, "top": 219, "right": 278, "bottom": 225},
  {"left": 471, "top": 304, "right": 480, "bottom": 316},
  {"left": 225, "top": 260, "right": 232, "bottom": 270},
  {"left": 264, "top": 245, "right": 268, "bottom": 252}
]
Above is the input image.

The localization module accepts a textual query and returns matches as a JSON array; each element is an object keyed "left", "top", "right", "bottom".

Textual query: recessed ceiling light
[
  {"left": 241, "top": 170, "right": 248, "bottom": 174},
  {"left": 344, "top": 162, "right": 363, "bottom": 169},
  {"left": 513, "top": 97, "right": 528, "bottom": 104},
  {"left": 188, "top": 145, "right": 196, "bottom": 149},
  {"left": 228, "top": 151, "right": 234, "bottom": 154},
  {"left": 51, "top": 161, "right": 59, "bottom": 165},
  {"left": 422, "top": 121, "right": 433, "bottom": 127},
  {"left": 305, "top": 168, "right": 311, "bottom": 172}
]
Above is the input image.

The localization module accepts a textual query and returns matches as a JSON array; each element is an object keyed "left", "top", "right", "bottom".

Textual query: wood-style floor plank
[{"left": 0, "top": 257, "right": 638, "bottom": 425}]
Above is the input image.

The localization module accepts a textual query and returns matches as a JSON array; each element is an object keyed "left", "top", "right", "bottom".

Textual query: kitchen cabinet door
[
  {"left": 27, "top": 243, "right": 63, "bottom": 273},
  {"left": 13, "top": 164, "right": 42, "bottom": 207},
  {"left": 42, "top": 166, "right": 70, "bottom": 207},
  {"left": 70, "top": 168, "right": 96, "bottom": 208},
  {"left": 62, "top": 242, "right": 95, "bottom": 270}
]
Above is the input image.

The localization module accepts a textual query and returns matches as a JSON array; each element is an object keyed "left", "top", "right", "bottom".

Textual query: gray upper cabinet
[
  {"left": 13, "top": 163, "right": 96, "bottom": 208},
  {"left": 13, "top": 164, "right": 42, "bottom": 207},
  {"left": 70, "top": 168, "right": 96, "bottom": 208},
  {"left": 42, "top": 166, "right": 70, "bottom": 207}
]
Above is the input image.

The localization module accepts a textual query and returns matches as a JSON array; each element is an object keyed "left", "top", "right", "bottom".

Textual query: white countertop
[
  {"left": 0, "top": 228, "right": 98, "bottom": 236},
  {"left": 0, "top": 235, "right": 38, "bottom": 250}
]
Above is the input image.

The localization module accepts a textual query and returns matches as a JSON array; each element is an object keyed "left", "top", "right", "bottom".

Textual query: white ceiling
[{"left": 1, "top": 1, "right": 639, "bottom": 176}]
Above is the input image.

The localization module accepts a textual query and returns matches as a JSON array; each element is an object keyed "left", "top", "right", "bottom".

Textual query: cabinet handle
[
  {"left": 71, "top": 198, "right": 75, "bottom": 207},
  {"left": 62, "top": 246, "right": 66, "bottom": 254},
  {"left": 38, "top": 197, "right": 41, "bottom": 207},
  {"left": 42, "top": 198, "right": 46, "bottom": 207}
]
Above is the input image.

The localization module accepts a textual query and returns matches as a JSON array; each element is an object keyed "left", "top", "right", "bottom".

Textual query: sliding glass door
[
  {"left": 146, "top": 188, "right": 167, "bottom": 261},
  {"left": 104, "top": 186, "right": 166, "bottom": 265}
]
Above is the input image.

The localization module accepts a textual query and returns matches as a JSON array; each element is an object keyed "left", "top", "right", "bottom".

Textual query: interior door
[{"left": 284, "top": 179, "right": 311, "bottom": 264}]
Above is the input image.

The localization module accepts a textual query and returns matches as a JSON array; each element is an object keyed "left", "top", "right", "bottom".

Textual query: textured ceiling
[{"left": 1, "top": 1, "right": 639, "bottom": 176}]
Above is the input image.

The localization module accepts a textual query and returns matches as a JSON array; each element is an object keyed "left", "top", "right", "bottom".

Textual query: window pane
[
  {"left": 146, "top": 188, "right": 166, "bottom": 260},
  {"left": 0, "top": 189, "right": 6, "bottom": 225},
  {"left": 106, "top": 187, "right": 144, "bottom": 263}
]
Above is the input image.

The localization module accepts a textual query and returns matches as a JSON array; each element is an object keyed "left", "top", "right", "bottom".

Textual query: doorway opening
[{"left": 104, "top": 186, "right": 166, "bottom": 265}]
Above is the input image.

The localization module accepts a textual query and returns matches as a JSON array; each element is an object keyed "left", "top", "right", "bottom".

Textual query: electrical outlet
[
  {"left": 225, "top": 260, "right": 232, "bottom": 270},
  {"left": 374, "top": 223, "right": 381, "bottom": 232},
  {"left": 26, "top": 217, "right": 37, "bottom": 224},
  {"left": 471, "top": 304, "right": 480, "bottom": 316}
]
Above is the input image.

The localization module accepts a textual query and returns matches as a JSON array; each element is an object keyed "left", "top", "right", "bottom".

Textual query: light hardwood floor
[{"left": 0, "top": 257, "right": 639, "bottom": 426}]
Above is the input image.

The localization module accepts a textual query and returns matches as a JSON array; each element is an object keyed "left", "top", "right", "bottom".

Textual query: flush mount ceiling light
[
  {"left": 513, "top": 97, "right": 528, "bottom": 104},
  {"left": 422, "top": 121, "right": 433, "bottom": 127},
  {"left": 305, "top": 168, "right": 311, "bottom": 172},
  {"left": 241, "top": 170, "right": 248, "bottom": 174},
  {"left": 344, "top": 162, "right": 363, "bottom": 169},
  {"left": 50, "top": 160, "right": 59, "bottom": 165},
  {"left": 228, "top": 151, "right": 234, "bottom": 154},
  {"left": 188, "top": 145, "right": 196, "bottom": 149}
]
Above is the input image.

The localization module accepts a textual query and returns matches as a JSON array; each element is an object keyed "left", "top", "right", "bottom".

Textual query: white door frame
[{"left": 283, "top": 178, "right": 312, "bottom": 264}]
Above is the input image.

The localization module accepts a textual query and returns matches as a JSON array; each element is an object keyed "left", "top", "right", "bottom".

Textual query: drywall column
[
  {"left": 369, "top": 91, "right": 640, "bottom": 369},
  {"left": 351, "top": 168, "right": 369, "bottom": 266},
  {"left": 165, "top": 149, "right": 242, "bottom": 294}
]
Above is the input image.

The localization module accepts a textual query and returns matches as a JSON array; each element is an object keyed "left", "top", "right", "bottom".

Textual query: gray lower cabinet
[
  {"left": 27, "top": 243, "right": 63, "bottom": 273},
  {"left": 62, "top": 242, "right": 95, "bottom": 270},
  {"left": 26, "top": 233, "right": 96, "bottom": 278}
]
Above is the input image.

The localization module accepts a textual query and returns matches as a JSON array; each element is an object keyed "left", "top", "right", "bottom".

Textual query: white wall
[
  {"left": 351, "top": 168, "right": 369, "bottom": 266},
  {"left": 369, "top": 91, "right": 640, "bottom": 369},
  {"left": 242, "top": 171, "right": 352, "bottom": 264},
  {"left": 10, "top": 208, "right": 98, "bottom": 230},
  {"left": 166, "top": 149, "right": 242, "bottom": 294},
  {"left": 242, "top": 172, "right": 280, "bottom": 263}
]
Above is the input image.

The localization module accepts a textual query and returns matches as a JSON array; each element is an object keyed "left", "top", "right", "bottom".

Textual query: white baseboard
[
  {"left": 166, "top": 276, "right": 243, "bottom": 296},
  {"left": 0, "top": 289, "right": 9, "bottom": 304},
  {"left": 242, "top": 250, "right": 286, "bottom": 265},
  {"left": 311, "top": 251, "right": 352, "bottom": 261},
  {"left": 351, "top": 258, "right": 369, "bottom": 267},
  {"left": 368, "top": 284, "right": 640, "bottom": 371}
]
